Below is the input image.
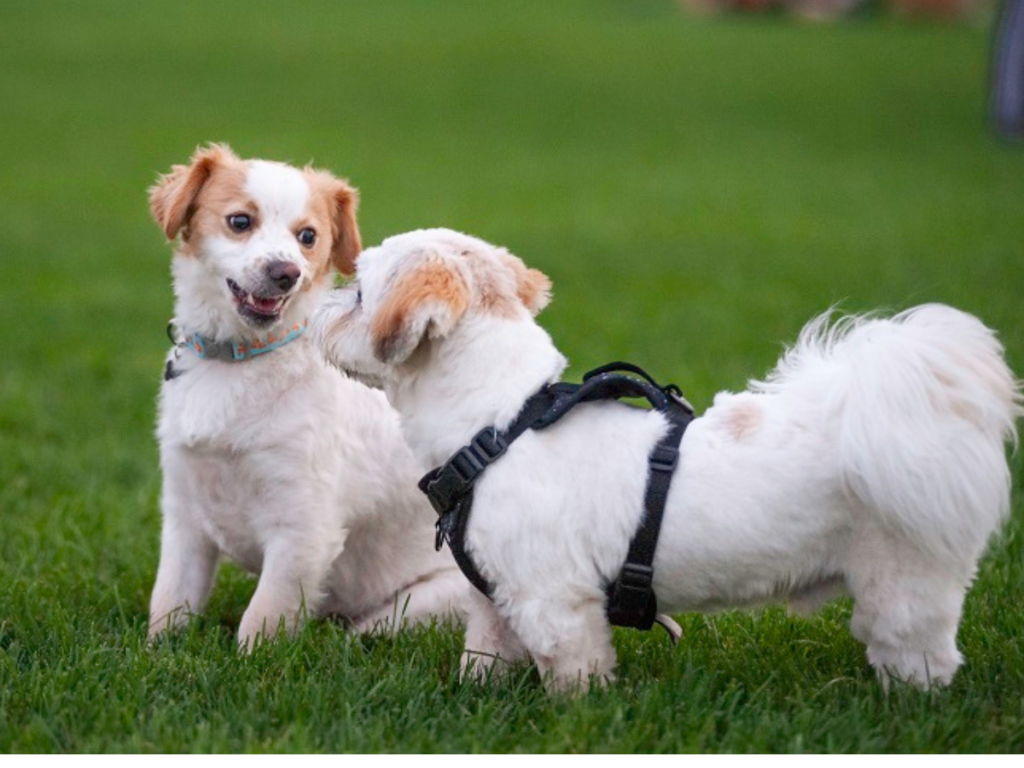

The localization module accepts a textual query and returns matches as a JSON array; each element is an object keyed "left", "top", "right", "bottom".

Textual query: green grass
[{"left": 1, "top": 0, "right": 1023, "bottom": 753}]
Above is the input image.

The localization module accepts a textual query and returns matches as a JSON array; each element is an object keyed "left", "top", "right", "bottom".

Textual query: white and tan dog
[
  {"left": 147, "top": 147, "right": 467, "bottom": 648},
  {"left": 312, "top": 227, "right": 1022, "bottom": 691}
]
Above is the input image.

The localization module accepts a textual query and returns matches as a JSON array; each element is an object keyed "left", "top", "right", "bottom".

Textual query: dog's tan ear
[
  {"left": 326, "top": 178, "right": 361, "bottom": 276},
  {"left": 305, "top": 168, "right": 362, "bottom": 275},
  {"left": 370, "top": 254, "right": 470, "bottom": 364},
  {"left": 149, "top": 143, "right": 236, "bottom": 240},
  {"left": 497, "top": 251, "right": 552, "bottom": 316}
]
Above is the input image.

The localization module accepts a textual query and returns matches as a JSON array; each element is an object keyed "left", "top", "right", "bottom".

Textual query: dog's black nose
[{"left": 266, "top": 261, "right": 300, "bottom": 292}]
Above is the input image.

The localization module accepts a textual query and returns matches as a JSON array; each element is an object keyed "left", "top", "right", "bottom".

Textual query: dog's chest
[
  {"left": 157, "top": 349, "right": 337, "bottom": 568},
  {"left": 158, "top": 348, "right": 314, "bottom": 449},
  {"left": 175, "top": 449, "right": 268, "bottom": 569}
]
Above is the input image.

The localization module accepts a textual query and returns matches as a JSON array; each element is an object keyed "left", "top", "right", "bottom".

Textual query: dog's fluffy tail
[{"left": 756, "top": 304, "right": 1023, "bottom": 562}]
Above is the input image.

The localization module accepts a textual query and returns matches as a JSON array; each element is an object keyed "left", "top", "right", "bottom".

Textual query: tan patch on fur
[
  {"left": 180, "top": 162, "right": 252, "bottom": 254},
  {"left": 454, "top": 248, "right": 553, "bottom": 319},
  {"left": 304, "top": 168, "right": 361, "bottom": 276},
  {"left": 496, "top": 251, "right": 551, "bottom": 316},
  {"left": 471, "top": 259, "right": 521, "bottom": 318},
  {"left": 371, "top": 260, "right": 469, "bottom": 362},
  {"left": 727, "top": 400, "right": 763, "bottom": 440},
  {"left": 149, "top": 143, "right": 241, "bottom": 242}
]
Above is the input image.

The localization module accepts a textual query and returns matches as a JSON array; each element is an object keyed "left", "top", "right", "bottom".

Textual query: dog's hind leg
[
  {"left": 354, "top": 568, "right": 469, "bottom": 634},
  {"left": 148, "top": 507, "right": 219, "bottom": 638},
  {"left": 461, "top": 589, "right": 529, "bottom": 682},
  {"left": 509, "top": 594, "right": 616, "bottom": 694},
  {"left": 847, "top": 525, "right": 970, "bottom": 689}
]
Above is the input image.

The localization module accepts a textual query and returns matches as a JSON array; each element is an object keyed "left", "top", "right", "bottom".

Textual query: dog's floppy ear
[
  {"left": 322, "top": 174, "right": 361, "bottom": 276},
  {"left": 149, "top": 143, "right": 236, "bottom": 240},
  {"left": 497, "top": 251, "right": 552, "bottom": 317},
  {"left": 370, "top": 253, "right": 471, "bottom": 364}
]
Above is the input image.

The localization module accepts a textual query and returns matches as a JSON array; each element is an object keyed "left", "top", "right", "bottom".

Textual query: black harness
[{"left": 419, "top": 362, "right": 694, "bottom": 631}]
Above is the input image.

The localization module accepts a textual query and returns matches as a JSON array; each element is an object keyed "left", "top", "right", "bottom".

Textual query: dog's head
[
  {"left": 149, "top": 144, "right": 361, "bottom": 331},
  {"left": 312, "top": 228, "right": 551, "bottom": 389}
]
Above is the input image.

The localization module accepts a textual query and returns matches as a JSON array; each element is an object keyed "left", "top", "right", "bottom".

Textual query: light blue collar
[{"left": 168, "top": 321, "right": 307, "bottom": 362}]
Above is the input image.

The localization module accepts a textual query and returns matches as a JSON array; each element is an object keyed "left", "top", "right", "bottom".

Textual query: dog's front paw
[
  {"left": 147, "top": 605, "right": 195, "bottom": 641},
  {"left": 237, "top": 610, "right": 296, "bottom": 652},
  {"left": 867, "top": 643, "right": 962, "bottom": 691},
  {"left": 460, "top": 648, "right": 520, "bottom": 684},
  {"left": 542, "top": 668, "right": 616, "bottom": 696},
  {"left": 534, "top": 645, "right": 618, "bottom": 696}
]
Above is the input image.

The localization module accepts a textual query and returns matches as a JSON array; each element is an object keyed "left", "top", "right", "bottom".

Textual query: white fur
[
  {"left": 150, "top": 174, "right": 467, "bottom": 649},
  {"left": 312, "top": 228, "right": 1023, "bottom": 691}
]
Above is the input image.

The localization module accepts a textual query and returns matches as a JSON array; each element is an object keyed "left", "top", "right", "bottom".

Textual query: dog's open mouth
[{"left": 227, "top": 279, "right": 288, "bottom": 324}]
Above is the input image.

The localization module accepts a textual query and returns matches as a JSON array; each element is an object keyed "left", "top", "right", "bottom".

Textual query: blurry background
[{"left": 0, "top": 0, "right": 1022, "bottom": 752}]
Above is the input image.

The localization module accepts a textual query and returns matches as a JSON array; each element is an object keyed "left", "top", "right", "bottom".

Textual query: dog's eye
[
  {"left": 356, "top": 289, "right": 362, "bottom": 305},
  {"left": 298, "top": 227, "right": 316, "bottom": 247},
  {"left": 227, "top": 214, "right": 252, "bottom": 233}
]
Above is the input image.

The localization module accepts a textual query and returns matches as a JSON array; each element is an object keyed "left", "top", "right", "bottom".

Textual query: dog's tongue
[{"left": 249, "top": 295, "right": 280, "bottom": 314}]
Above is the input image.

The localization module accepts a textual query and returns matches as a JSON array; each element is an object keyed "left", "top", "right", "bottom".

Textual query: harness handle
[
  {"left": 583, "top": 361, "right": 665, "bottom": 389},
  {"left": 581, "top": 373, "right": 669, "bottom": 410},
  {"left": 584, "top": 361, "right": 688, "bottom": 403},
  {"left": 534, "top": 364, "right": 687, "bottom": 430}
]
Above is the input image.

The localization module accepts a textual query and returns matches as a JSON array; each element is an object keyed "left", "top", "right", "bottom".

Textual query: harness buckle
[
  {"left": 435, "top": 510, "right": 457, "bottom": 551},
  {"left": 420, "top": 427, "right": 509, "bottom": 516},
  {"left": 421, "top": 470, "right": 456, "bottom": 515},
  {"left": 606, "top": 563, "right": 657, "bottom": 629},
  {"left": 471, "top": 426, "right": 508, "bottom": 461},
  {"left": 618, "top": 562, "right": 655, "bottom": 592},
  {"left": 665, "top": 387, "right": 695, "bottom": 415},
  {"left": 451, "top": 427, "right": 508, "bottom": 480},
  {"left": 650, "top": 444, "right": 678, "bottom": 473}
]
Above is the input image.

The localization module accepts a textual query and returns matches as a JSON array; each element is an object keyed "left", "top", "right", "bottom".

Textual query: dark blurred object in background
[
  {"left": 679, "top": 0, "right": 989, "bottom": 20},
  {"left": 679, "top": 0, "right": 862, "bottom": 18},
  {"left": 992, "top": 0, "right": 1024, "bottom": 139},
  {"left": 890, "top": 0, "right": 987, "bottom": 18}
]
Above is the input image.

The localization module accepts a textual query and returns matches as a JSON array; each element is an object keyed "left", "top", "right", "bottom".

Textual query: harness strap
[
  {"left": 605, "top": 405, "right": 688, "bottom": 629},
  {"left": 420, "top": 362, "right": 694, "bottom": 631},
  {"left": 420, "top": 389, "right": 558, "bottom": 525}
]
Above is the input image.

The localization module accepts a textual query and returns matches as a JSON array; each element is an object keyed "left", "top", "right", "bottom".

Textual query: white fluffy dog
[
  {"left": 147, "top": 148, "right": 467, "bottom": 648},
  {"left": 312, "top": 227, "right": 1022, "bottom": 691}
]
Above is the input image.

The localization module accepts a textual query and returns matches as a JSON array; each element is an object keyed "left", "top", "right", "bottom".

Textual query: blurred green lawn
[{"left": 0, "top": 0, "right": 1022, "bottom": 753}]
